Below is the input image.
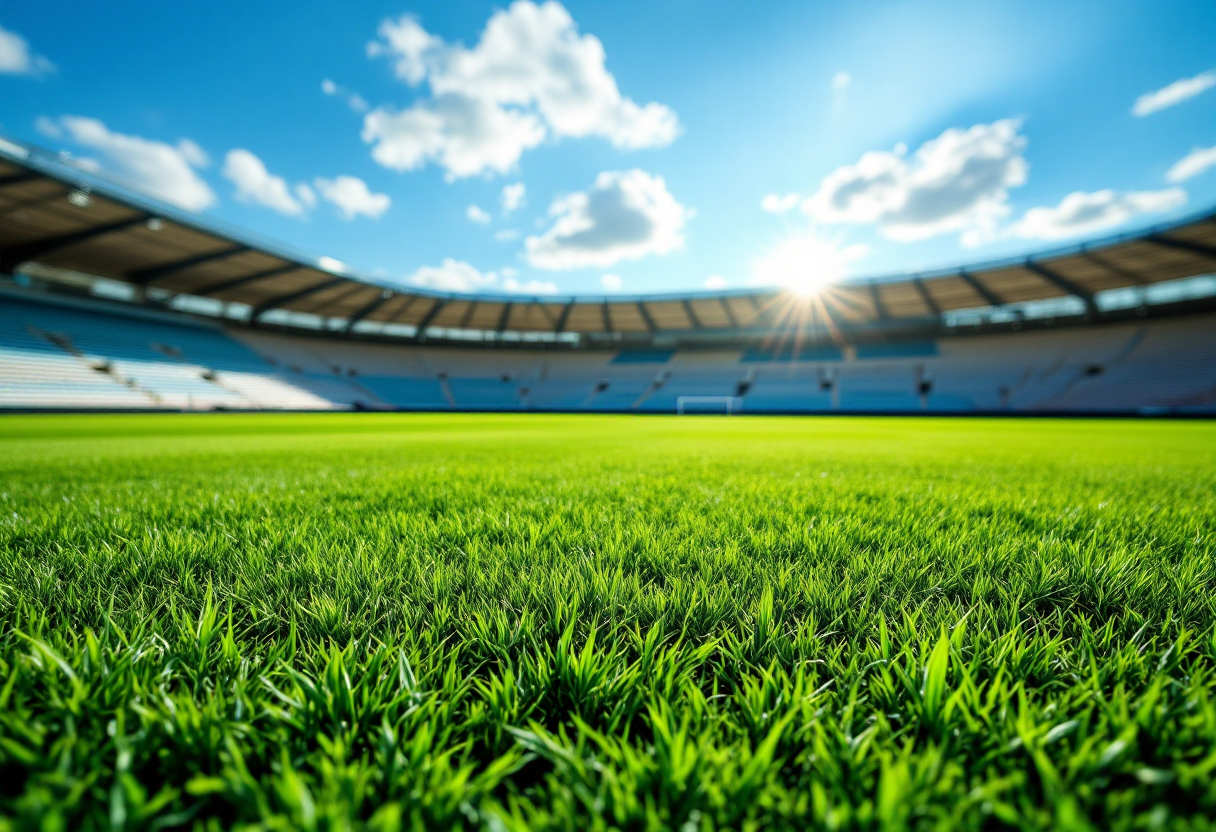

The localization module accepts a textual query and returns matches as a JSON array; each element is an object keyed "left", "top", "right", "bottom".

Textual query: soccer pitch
[{"left": 2, "top": 414, "right": 1214, "bottom": 830}]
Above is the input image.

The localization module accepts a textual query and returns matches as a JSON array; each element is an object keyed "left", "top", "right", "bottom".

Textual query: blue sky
[{"left": 1, "top": 0, "right": 1214, "bottom": 297}]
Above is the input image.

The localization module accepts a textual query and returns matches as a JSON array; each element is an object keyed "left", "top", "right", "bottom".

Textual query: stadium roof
[{"left": 2, "top": 134, "right": 1215, "bottom": 339}]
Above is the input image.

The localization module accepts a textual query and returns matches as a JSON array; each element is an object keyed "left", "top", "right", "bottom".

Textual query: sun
[{"left": 752, "top": 230, "right": 866, "bottom": 297}]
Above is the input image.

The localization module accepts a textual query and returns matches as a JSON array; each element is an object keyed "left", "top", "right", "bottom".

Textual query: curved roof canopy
[{"left": 2, "top": 135, "right": 1215, "bottom": 339}]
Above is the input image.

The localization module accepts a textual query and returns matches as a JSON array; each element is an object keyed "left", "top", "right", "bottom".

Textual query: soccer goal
[{"left": 676, "top": 396, "right": 742, "bottom": 415}]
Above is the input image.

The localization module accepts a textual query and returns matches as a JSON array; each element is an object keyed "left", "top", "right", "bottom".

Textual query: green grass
[{"left": 1, "top": 413, "right": 1215, "bottom": 831}]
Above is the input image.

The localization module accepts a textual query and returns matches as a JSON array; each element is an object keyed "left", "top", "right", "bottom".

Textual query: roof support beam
[
  {"left": 0, "top": 214, "right": 149, "bottom": 273},
  {"left": 496, "top": 302, "right": 513, "bottom": 333},
  {"left": 535, "top": 301, "right": 556, "bottom": 326},
  {"left": 682, "top": 299, "right": 703, "bottom": 328},
  {"left": 750, "top": 297, "right": 781, "bottom": 329},
  {"left": 1024, "top": 260, "right": 1097, "bottom": 316},
  {"left": 515, "top": 300, "right": 543, "bottom": 331},
  {"left": 459, "top": 301, "right": 479, "bottom": 330},
  {"left": 313, "top": 282, "right": 368, "bottom": 317},
  {"left": 412, "top": 298, "right": 446, "bottom": 339},
  {"left": 128, "top": 244, "right": 249, "bottom": 285},
  {"left": 636, "top": 301, "right": 657, "bottom": 333},
  {"left": 195, "top": 263, "right": 300, "bottom": 296},
  {"left": 0, "top": 171, "right": 41, "bottom": 189},
  {"left": 867, "top": 283, "right": 890, "bottom": 319},
  {"left": 555, "top": 300, "right": 574, "bottom": 333},
  {"left": 912, "top": 278, "right": 941, "bottom": 316},
  {"left": 387, "top": 294, "right": 420, "bottom": 325},
  {"left": 0, "top": 184, "right": 93, "bottom": 221},
  {"left": 1081, "top": 250, "right": 1148, "bottom": 286},
  {"left": 958, "top": 269, "right": 1006, "bottom": 308},
  {"left": 345, "top": 291, "right": 393, "bottom": 333},
  {"left": 719, "top": 297, "right": 738, "bottom": 329},
  {"left": 1144, "top": 233, "right": 1216, "bottom": 261},
  {"left": 251, "top": 277, "right": 346, "bottom": 320}
]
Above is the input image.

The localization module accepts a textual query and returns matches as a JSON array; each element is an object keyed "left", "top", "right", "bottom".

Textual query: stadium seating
[
  {"left": 357, "top": 376, "right": 449, "bottom": 409},
  {"left": 1, "top": 297, "right": 157, "bottom": 408},
  {"left": 3, "top": 290, "right": 1214, "bottom": 413},
  {"left": 0, "top": 293, "right": 355, "bottom": 410}
]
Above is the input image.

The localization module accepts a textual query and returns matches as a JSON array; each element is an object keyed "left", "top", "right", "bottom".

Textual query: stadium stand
[
  {"left": 4, "top": 288, "right": 1214, "bottom": 413},
  {"left": 1, "top": 133, "right": 1214, "bottom": 415}
]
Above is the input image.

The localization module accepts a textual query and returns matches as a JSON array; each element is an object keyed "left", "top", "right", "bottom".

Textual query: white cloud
[
  {"left": 832, "top": 71, "right": 851, "bottom": 92},
  {"left": 467, "top": 204, "right": 492, "bottom": 223},
  {"left": 601, "top": 273, "right": 622, "bottom": 290},
  {"left": 362, "top": 93, "right": 546, "bottom": 179},
  {"left": 505, "top": 277, "right": 559, "bottom": 294},
  {"left": 525, "top": 169, "right": 690, "bottom": 270},
  {"left": 0, "top": 23, "right": 53, "bottom": 75},
  {"left": 34, "top": 115, "right": 61, "bottom": 138},
  {"left": 295, "top": 183, "right": 317, "bottom": 209},
  {"left": 364, "top": 2, "right": 679, "bottom": 179},
  {"left": 407, "top": 258, "right": 499, "bottom": 292},
  {"left": 318, "top": 256, "right": 350, "bottom": 274},
  {"left": 1007, "top": 188, "right": 1186, "bottom": 242},
  {"left": 403, "top": 258, "right": 558, "bottom": 295},
  {"left": 220, "top": 147, "right": 388, "bottom": 222},
  {"left": 367, "top": 14, "right": 439, "bottom": 84},
  {"left": 176, "top": 140, "right": 208, "bottom": 168},
  {"left": 1133, "top": 71, "right": 1216, "bottom": 117},
  {"left": 495, "top": 229, "right": 520, "bottom": 241},
  {"left": 50, "top": 116, "right": 215, "bottom": 211},
  {"left": 321, "top": 78, "right": 370, "bottom": 113},
  {"left": 803, "top": 119, "right": 1027, "bottom": 243},
  {"left": 761, "top": 193, "right": 800, "bottom": 214},
  {"left": 223, "top": 149, "right": 310, "bottom": 216},
  {"left": 704, "top": 275, "right": 727, "bottom": 290},
  {"left": 1166, "top": 145, "right": 1216, "bottom": 183},
  {"left": 314, "top": 175, "right": 392, "bottom": 219},
  {"left": 502, "top": 182, "right": 526, "bottom": 212}
]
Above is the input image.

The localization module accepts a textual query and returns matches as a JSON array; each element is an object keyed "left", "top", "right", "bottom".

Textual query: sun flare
[{"left": 752, "top": 230, "right": 867, "bottom": 297}]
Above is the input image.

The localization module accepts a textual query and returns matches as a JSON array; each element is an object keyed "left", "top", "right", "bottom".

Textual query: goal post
[{"left": 676, "top": 396, "right": 742, "bottom": 415}]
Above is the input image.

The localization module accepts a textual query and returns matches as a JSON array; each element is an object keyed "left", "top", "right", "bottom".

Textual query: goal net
[{"left": 676, "top": 396, "right": 742, "bottom": 415}]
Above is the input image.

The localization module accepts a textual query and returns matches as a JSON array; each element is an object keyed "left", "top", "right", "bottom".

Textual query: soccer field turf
[{"left": 1, "top": 414, "right": 1214, "bottom": 831}]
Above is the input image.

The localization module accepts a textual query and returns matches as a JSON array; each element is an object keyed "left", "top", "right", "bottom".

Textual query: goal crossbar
[{"left": 676, "top": 396, "right": 742, "bottom": 415}]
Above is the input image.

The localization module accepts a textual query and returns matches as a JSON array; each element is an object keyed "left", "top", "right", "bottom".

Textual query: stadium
[
  {"left": 3, "top": 137, "right": 1215, "bottom": 414},
  {"left": 3, "top": 3, "right": 1216, "bottom": 831}
]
